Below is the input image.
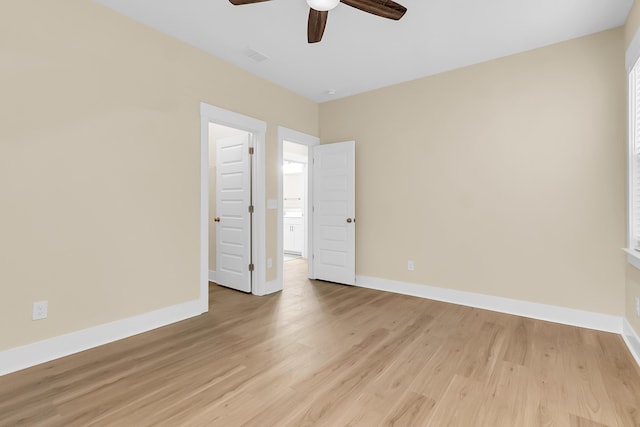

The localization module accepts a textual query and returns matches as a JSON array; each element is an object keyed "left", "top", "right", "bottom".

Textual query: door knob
[
  {"left": 346, "top": 218, "right": 352, "bottom": 223},
  {"left": 214, "top": 217, "right": 221, "bottom": 222}
]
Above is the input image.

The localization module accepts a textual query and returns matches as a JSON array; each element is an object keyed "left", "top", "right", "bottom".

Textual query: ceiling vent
[{"left": 244, "top": 48, "right": 269, "bottom": 63}]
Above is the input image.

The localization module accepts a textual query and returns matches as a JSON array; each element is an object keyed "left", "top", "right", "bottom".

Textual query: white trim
[
  {"left": 253, "top": 131, "right": 267, "bottom": 296},
  {"left": 276, "top": 127, "right": 320, "bottom": 293},
  {"left": 254, "top": 279, "right": 281, "bottom": 296},
  {"left": 627, "top": 27, "right": 640, "bottom": 72},
  {"left": 627, "top": 37, "right": 640, "bottom": 271},
  {"left": 283, "top": 152, "right": 309, "bottom": 164},
  {"left": 303, "top": 162, "right": 308, "bottom": 259},
  {"left": 0, "top": 299, "right": 203, "bottom": 376},
  {"left": 199, "top": 111, "right": 210, "bottom": 313},
  {"left": 200, "top": 102, "right": 267, "bottom": 297},
  {"left": 624, "top": 249, "right": 640, "bottom": 271},
  {"left": 623, "top": 319, "right": 640, "bottom": 367},
  {"left": 208, "top": 270, "right": 217, "bottom": 282},
  {"left": 355, "top": 275, "right": 622, "bottom": 333},
  {"left": 628, "top": 62, "right": 636, "bottom": 261},
  {"left": 276, "top": 128, "right": 284, "bottom": 292}
]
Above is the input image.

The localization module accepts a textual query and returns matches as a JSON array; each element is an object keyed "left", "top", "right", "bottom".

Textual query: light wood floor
[{"left": 2, "top": 258, "right": 640, "bottom": 426}]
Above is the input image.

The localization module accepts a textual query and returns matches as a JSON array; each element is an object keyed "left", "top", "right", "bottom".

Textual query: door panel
[
  {"left": 312, "top": 141, "right": 355, "bottom": 285},
  {"left": 216, "top": 134, "right": 252, "bottom": 292}
]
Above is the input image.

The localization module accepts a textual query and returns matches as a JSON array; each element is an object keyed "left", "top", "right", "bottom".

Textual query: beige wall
[
  {"left": 0, "top": 1, "right": 317, "bottom": 351},
  {"left": 625, "top": 4, "right": 640, "bottom": 336},
  {"left": 320, "top": 29, "right": 626, "bottom": 315}
]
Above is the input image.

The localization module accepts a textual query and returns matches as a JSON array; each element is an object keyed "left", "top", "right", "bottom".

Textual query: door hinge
[
  {"left": 249, "top": 263, "right": 254, "bottom": 272},
  {"left": 249, "top": 146, "right": 255, "bottom": 155},
  {"left": 248, "top": 205, "right": 254, "bottom": 213}
]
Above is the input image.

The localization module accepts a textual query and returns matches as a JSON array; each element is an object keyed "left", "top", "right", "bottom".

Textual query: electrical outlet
[
  {"left": 407, "top": 260, "right": 414, "bottom": 271},
  {"left": 32, "top": 301, "right": 48, "bottom": 320},
  {"left": 267, "top": 258, "right": 273, "bottom": 269},
  {"left": 636, "top": 296, "right": 640, "bottom": 317}
]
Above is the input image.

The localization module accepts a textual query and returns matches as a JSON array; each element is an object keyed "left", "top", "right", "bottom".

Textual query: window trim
[{"left": 626, "top": 28, "right": 640, "bottom": 271}]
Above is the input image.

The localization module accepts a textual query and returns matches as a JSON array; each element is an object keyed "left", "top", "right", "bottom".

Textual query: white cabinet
[{"left": 284, "top": 217, "right": 303, "bottom": 255}]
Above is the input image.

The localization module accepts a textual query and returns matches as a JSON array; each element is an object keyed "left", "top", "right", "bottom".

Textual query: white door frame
[
  {"left": 277, "top": 126, "right": 320, "bottom": 289},
  {"left": 200, "top": 102, "right": 267, "bottom": 308}
]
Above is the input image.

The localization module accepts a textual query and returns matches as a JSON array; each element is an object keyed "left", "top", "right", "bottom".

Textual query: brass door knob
[{"left": 214, "top": 217, "right": 221, "bottom": 222}]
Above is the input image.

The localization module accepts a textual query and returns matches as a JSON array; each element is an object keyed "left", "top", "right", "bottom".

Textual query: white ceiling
[{"left": 95, "top": 0, "right": 633, "bottom": 103}]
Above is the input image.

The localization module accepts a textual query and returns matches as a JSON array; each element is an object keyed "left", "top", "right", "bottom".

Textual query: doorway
[
  {"left": 200, "top": 103, "right": 267, "bottom": 305},
  {"left": 277, "top": 127, "right": 319, "bottom": 291},
  {"left": 278, "top": 138, "right": 356, "bottom": 290},
  {"left": 283, "top": 141, "right": 308, "bottom": 262}
]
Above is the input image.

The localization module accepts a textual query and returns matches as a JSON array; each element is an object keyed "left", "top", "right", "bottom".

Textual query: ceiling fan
[{"left": 228, "top": 0, "right": 407, "bottom": 43}]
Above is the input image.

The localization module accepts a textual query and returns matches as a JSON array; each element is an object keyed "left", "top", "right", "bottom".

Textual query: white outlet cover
[
  {"left": 407, "top": 260, "right": 414, "bottom": 271},
  {"left": 32, "top": 300, "right": 48, "bottom": 320}
]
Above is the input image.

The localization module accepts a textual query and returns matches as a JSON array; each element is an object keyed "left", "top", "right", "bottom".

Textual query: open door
[
  {"left": 215, "top": 134, "right": 252, "bottom": 293},
  {"left": 312, "top": 141, "right": 355, "bottom": 285}
]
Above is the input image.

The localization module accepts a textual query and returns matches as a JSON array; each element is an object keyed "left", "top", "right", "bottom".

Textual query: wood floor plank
[
  {"left": 284, "top": 311, "right": 435, "bottom": 426},
  {"left": 380, "top": 391, "right": 436, "bottom": 427},
  {"left": 560, "top": 336, "right": 621, "bottom": 426},
  {"left": 569, "top": 413, "right": 612, "bottom": 427},
  {"left": 1, "top": 258, "right": 639, "bottom": 426},
  {"left": 426, "top": 374, "right": 485, "bottom": 426},
  {"left": 476, "top": 361, "right": 538, "bottom": 426},
  {"left": 335, "top": 393, "right": 388, "bottom": 427}
]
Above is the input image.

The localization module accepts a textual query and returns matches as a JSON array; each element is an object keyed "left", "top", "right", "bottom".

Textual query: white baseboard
[
  {"left": 355, "top": 275, "right": 622, "bottom": 334},
  {"left": 254, "top": 279, "right": 282, "bottom": 296},
  {"left": 2, "top": 276, "right": 636, "bottom": 377},
  {"left": 0, "top": 299, "right": 205, "bottom": 377},
  {"left": 209, "top": 269, "right": 281, "bottom": 296},
  {"left": 623, "top": 319, "right": 640, "bottom": 367}
]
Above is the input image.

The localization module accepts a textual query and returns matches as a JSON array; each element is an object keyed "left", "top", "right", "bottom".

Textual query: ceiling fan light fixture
[{"left": 306, "top": 0, "right": 340, "bottom": 11}]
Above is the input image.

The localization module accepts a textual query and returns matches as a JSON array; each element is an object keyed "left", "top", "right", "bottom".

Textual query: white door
[
  {"left": 215, "top": 134, "right": 252, "bottom": 293},
  {"left": 312, "top": 141, "right": 355, "bottom": 285}
]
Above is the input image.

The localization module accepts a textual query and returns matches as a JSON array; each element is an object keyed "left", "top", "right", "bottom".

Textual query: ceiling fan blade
[
  {"left": 340, "top": 0, "right": 406, "bottom": 20},
  {"left": 228, "top": 0, "right": 271, "bottom": 5},
  {"left": 308, "top": 9, "right": 328, "bottom": 44}
]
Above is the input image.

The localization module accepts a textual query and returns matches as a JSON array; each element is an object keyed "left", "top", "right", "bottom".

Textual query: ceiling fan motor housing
[{"left": 306, "top": 0, "right": 340, "bottom": 11}]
